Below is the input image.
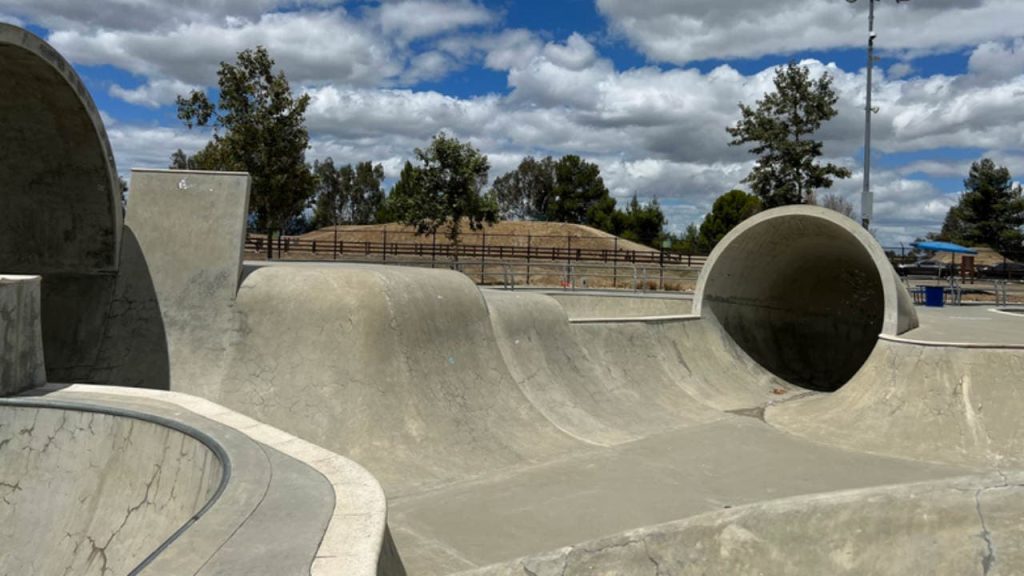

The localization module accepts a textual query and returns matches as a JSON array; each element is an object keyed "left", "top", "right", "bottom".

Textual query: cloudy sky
[{"left": 4, "top": 0, "right": 1023, "bottom": 245}]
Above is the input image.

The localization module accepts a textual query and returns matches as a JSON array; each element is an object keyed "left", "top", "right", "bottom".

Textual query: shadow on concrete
[{"left": 93, "top": 227, "right": 170, "bottom": 389}]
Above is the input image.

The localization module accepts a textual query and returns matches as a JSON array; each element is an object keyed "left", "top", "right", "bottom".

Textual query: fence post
[
  {"left": 481, "top": 231, "right": 487, "bottom": 284},
  {"left": 613, "top": 237, "right": 618, "bottom": 289},
  {"left": 659, "top": 246, "right": 664, "bottom": 291},
  {"left": 566, "top": 235, "right": 572, "bottom": 269},
  {"left": 432, "top": 229, "right": 437, "bottom": 269},
  {"left": 526, "top": 234, "right": 532, "bottom": 285},
  {"left": 382, "top": 228, "right": 387, "bottom": 263}
]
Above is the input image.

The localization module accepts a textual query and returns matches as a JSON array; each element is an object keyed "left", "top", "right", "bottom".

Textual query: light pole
[{"left": 847, "top": 0, "right": 909, "bottom": 230}]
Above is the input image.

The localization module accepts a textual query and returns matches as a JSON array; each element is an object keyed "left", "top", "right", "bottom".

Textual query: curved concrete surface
[
  {"left": 766, "top": 337, "right": 1024, "bottom": 468},
  {"left": 0, "top": 402, "right": 223, "bottom": 575},
  {"left": 694, "top": 206, "right": 918, "bottom": 391},
  {"left": 461, "top": 472, "right": 1023, "bottom": 576},
  {"left": 541, "top": 291, "right": 693, "bottom": 319},
  {"left": 2, "top": 384, "right": 399, "bottom": 576},
  {"left": 486, "top": 290, "right": 721, "bottom": 446},
  {"left": 0, "top": 25, "right": 123, "bottom": 382},
  {"left": 0, "top": 24, "right": 121, "bottom": 273}
]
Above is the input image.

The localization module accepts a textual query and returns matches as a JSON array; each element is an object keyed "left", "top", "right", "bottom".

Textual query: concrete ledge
[
  {"left": 31, "top": 384, "right": 394, "bottom": 576},
  {"left": 879, "top": 333, "right": 1024, "bottom": 350},
  {"left": 568, "top": 314, "right": 700, "bottom": 324},
  {"left": 0, "top": 275, "right": 46, "bottom": 395}
]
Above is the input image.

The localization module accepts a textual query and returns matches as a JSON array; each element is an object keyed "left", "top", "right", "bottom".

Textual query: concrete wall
[
  {"left": 693, "top": 206, "right": 917, "bottom": 391},
  {"left": 0, "top": 275, "right": 46, "bottom": 395}
]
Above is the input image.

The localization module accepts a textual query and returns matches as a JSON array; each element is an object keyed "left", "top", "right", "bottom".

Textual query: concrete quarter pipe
[{"left": 3, "top": 23, "right": 1024, "bottom": 575}]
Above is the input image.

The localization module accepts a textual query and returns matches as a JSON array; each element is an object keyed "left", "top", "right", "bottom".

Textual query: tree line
[
  {"left": 170, "top": 45, "right": 1022, "bottom": 259},
  {"left": 171, "top": 46, "right": 672, "bottom": 252}
]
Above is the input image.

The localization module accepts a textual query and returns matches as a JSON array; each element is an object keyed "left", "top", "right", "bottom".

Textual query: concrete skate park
[{"left": 3, "top": 25, "right": 1024, "bottom": 575}]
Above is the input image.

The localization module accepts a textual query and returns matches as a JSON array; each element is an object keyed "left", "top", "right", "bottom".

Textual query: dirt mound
[{"left": 299, "top": 220, "right": 655, "bottom": 253}]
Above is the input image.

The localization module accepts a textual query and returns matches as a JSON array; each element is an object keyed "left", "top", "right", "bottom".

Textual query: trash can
[{"left": 924, "top": 286, "right": 944, "bottom": 307}]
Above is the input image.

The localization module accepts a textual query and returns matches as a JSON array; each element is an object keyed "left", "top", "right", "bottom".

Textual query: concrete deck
[{"left": 904, "top": 304, "right": 1024, "bottom": 346}]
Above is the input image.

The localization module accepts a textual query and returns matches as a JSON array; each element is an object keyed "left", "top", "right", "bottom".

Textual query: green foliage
[
  {"left": 936, "top": 158, "right": 1024, "bottom": 251},
  {"left": 549, "top": 155, "right": 617, "bottom": 227},
  {"left": 311, "top": 158, "right": 343, "bottom": 229},
  {"left": 387, "top": 133, "right": 497, "bottom": 244},
  {"left": 311, "top": 159, "right": 386, "bottom": 228},
  {"left": 698, "top": 189, "right": 762, "bottom": 251},
  {"left": 727, "top": 62, "right": 851, "bottom": 207},
  {"left": 491, "top": 156, "right": 556, "bottom": 220},
  {"left": 614, "top": 193, "right": 667, "bottom": 247},
  {"left": 176, "top": 46, "right": 313, "bottom": 237},
  {"left": 669, "top": 223, "right": 702, "bottom": 253}
]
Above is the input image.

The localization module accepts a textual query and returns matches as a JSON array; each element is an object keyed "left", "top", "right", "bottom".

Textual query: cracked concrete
[{"left": 0, "top": 405, "right": 221, "bottom": 576}]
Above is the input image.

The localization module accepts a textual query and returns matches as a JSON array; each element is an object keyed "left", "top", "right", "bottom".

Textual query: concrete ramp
[
  {"left": 211, "top": 265, "right": 579, "bottom": 494},
  {"left": 568, "top": 317, "right": 789, "bottom": 412},
  {"left": 767, "top": 337, "right": 1024, "bottom": 468},
  {"left": 485, "top": 290, "right": 721, "bottom": 446}
]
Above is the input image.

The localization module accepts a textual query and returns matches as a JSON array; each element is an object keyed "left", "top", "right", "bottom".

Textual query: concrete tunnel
[
  {"left": 0, "top": 25, "right": 123, "bottom": 383},
  {"left": 694, "top": 206, "right": 918, "bottom": 392}
]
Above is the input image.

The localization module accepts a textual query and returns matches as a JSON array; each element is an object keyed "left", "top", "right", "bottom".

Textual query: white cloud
[
  {"left": 596, "top": 0, "right": 1024, "bottom": 64},
  {"left": 109, "top": 78, "right": 200, "bottom": 108},
  {"left": 49, "top": 10, "right": 401, "bottom": 88},
  {"left": 375, "top": 0, "right": 494, "bottom": 44},
  {"left": 968, "top": 38, "right": 1024, "bottom": 82}
]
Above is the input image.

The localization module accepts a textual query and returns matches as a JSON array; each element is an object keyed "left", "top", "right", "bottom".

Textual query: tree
[
  {"left": 616, "top": 193, "right": 666, "bottom": 247},
  {"left": 698, "top": 189, "right": 762, "bottom": 251},
  {"left": 176, "top": 46, "right": 313, "bottom": 258},
  {"left": 388, "top": 132, "right": 497, "bottom": 244},
  {"left": 819, "top": 193, "right": 857, "bottom": 220},
  {"left": 349, "top": 161, "right": 386, "bottom": 224},
  {"left": 311, "top": 158, "right": 344, "bottom": 230},
  {"left": 727, "top": 62, "right": 851, "bottom": 207},
  {"left": 548, "top": 155, "right": 616, "bottom": 229},
  {"left": 491, "top": 156, "right": 556, "bottom": 220},
  {"left": 957, "top": 159, "right": 1024, "bottom": 252}
]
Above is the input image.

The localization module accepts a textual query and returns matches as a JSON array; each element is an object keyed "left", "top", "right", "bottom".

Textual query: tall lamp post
[{"left": 847, "top": 0, "right": 909, "bottom": 230}]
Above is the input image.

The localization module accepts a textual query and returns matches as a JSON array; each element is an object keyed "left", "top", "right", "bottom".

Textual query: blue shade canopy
[{"left": 912, "top": 241, "right": 978, "bottom": 254}]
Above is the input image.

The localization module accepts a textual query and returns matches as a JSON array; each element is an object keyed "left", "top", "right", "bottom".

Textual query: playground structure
[{"left": 2, "top": 24, "right": 1024, "bottom": 575}]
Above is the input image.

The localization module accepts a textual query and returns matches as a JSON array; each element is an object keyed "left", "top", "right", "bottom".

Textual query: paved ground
[
  {"left": 389, "top": 417, "right": 966, "bottom": 574},
  {"left": 904, "top": 304, "right": 1024, "bottom": 345}
]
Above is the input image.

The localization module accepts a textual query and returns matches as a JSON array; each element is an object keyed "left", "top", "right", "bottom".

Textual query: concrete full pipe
[{"left": 694, "top": 205, "right": 918, "bottom": 391}]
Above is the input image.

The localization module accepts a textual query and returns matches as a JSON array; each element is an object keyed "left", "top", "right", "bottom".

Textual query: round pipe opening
[{"left": 694, "top": 207, "right": 916, "bottom": 392}]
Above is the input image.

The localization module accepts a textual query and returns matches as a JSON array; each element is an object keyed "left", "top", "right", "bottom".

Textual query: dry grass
[{"left": 299, "top": 220, "right": 655, "bottom": 253}]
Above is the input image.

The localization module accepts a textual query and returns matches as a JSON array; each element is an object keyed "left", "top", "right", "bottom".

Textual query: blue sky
[{"left": 3, "top": 0, "right": 1023, "bottom": 245}]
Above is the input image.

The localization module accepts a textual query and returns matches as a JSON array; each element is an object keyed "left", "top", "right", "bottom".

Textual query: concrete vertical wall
[
  {"left": 91, "top": 169, "right": 251, "bottom": 390},
  {"left": 0, "top": 275, "right": 46, "bottom": 395}
]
